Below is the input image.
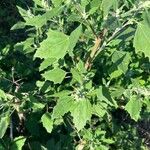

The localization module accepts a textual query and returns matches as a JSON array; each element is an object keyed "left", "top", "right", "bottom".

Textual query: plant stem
[
  {"left": 10, "top": 116, "right": 13, "bottom": 141},
  {"left": 94, "top": 21, "right": 131, "bottom": 59},
  {"left": 85, "top": 29, "right": 107, "bottom": 70},
  {"left": 85, "top": 19, "right": 131, "bottom": 71}
]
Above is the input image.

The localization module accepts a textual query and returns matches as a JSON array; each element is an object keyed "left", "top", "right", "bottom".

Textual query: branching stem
[
  {"left": 85, "top": 29, "right": 107, "bottom": 70},
  {"left": 95, "top": 21, "right": 131, "bottom": 59}
]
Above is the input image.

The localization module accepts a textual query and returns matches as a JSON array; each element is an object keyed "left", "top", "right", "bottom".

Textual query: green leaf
[
  {"left": 51, "top": 90, "right": 72, "bottom": 98},
  {"left": 11, "top": 136, "right": 26, "bottom": 150},
  {"left": 41, "top": 113, "right": 53, "bottom": 133},
  {"left": 67, "top": 14, "right": 83, "bottom": 23},
  {"left": 110, "top": 69, "right": 123, "bottom": 79},
  {"left": 71, "top": 99, "right": 92, "bottom": 131},
  {"left": 33, "top": 0, "right": 43, "bottom": 7},
  {"left": 89, "top": 0, "right": 101, "bottom": 15},
  {"left": 52, "top": 0, "right": 62, "bottom": 7},
  {"left": 0, "top": 89, "right": 7, "bottom": 100},
  {"left": 26, "top": 15, "right": 46, "bottom": 28},
  {"left": 17, "top": 6, "right": 29, "bottom": 20},
  {"left": 14, "top": 38, "right": 34, "bottom": 54},
  {"left": 112, "top": 51, "right": 131, "bottom": 73},
  {"left": 0, "top": 116, "right": 10, "bottom": 138},
  {"left": 52, "top": 96, "right": 74, "bottom": 119},
  {"left": 125, "top": 96, "right": 142, "bottom": 121},
  {"left": 112, "top": 27, "right": 135, "bottom": 45},
  {"left": 11, "top": 21, "right": 25, "bottom": 30},
  {"left": 42, "top": 68, "right": 66, "bottom": 84},
  {"left": 111, "top": 87, "right": 125, "bottom": 98},
  {"left": 79, "top": 61, "right": 87, "bottom": 74},
  {"left": 97, "top": 145, "right": 109, "bottom": 150},
  {"left": 29, "top": 96, "right": 45, "bottom": 112},
  {"left": 97, "top": 86, "right": 117, "bottom": 108},
  {"left": 25, "top": 7, "right": 63, "bottom": 28},
  {"left": 44, "top": 7, "right": 63, "bottom": 20},
  {"left": 81, "top": 0, "right": 89, "bottom": 7},
  {"left": 144, "top": 98, "right": 150, "bottom": 112},
  {"left": 109, "top": 51, "right": 131, "bottom": 79},
  {"left": 101, "top": 0, "right": 118, "bottom": 18},
  {"left": 90, "top": 0, "right": 101, "bottom": 7},
  {"left": 69, "top": 25, "right": 82, "bottom": 53},
  {"left": 142, "top": 11, "right": 150, "bottom": 27},
  {"left": 92, "top": 104, "right": 106, "bottom": 117},
  {"left": 34, "top": 30, "right": 70, "bottom": 60},
  {"left": 134, "top": 22, "right": 150, "bottom": 58},
  {"left": 39, "top": 58, "right": 57, "bottom": 71},
  {"left": 71, "top": 68, "right": 83, "bottom": 84}
]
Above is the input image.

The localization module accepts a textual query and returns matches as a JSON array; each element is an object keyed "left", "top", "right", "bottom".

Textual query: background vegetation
[{"left": 0, "top": 0, "right": 150, "bottom": 149}]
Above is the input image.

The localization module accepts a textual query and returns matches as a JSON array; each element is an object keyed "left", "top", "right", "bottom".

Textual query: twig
[
  {"left": 66, "top": 117, "right": 82, "bottom": 141},
  {"left": 10, "top": 117, "right": 13, "bottom": 141},
  {"left": 28, "top": 142, "right": 32, "bottom": 150},
  {"left": 11, "top": 67, "right": 15, "bottom": 83},
  {"left": 9, "top": 67, "right": 24, "bottom": 140}
]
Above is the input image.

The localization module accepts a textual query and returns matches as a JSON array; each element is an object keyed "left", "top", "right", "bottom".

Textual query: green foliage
[
  {"left": 134, "top": 21, "right": 150, "bottom": 58},
  {"left": 34, "top": 30, "right": 70, "bottom": 60},
  {"left": 10, "top": 136, "right": 26, "bottom": 150},
  {"left": 71, "top": 99, "right": 92, "bottom": 131},
  {"left": 101, "top": 0, "right": 118, "bottom": 18},
  {"left": 0, "top": 115, "right": 10, "bottom": 138},
  {"left": 125, "top": 96, "right": 142, "bottom": 121},
  {"left": 0, "top": 0, "right": 150, "bottom": 149},
  {"left": 52, "top": 96, "right": 74, "bottom": 118},
  {"left": 42, "top": 68, "right": 66, "bottom": 84},
  {"left": 69, "top": 25, "right": 82, "bottom": 53},
  {"left": 41, "top": 113, "right": 53, "bottom": 133}
]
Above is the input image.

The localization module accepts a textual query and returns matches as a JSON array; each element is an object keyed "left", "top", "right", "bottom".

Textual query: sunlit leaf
[
  {"left": 34, "top": 30, "right": 69, "bottom": 60},
  {"left": 11, "top": 136, "right": 26, "bottom": 150},
  {"left": 0, "top": 116, "right": 9, "bottom": 138},
  {"left": 42, "top": 68, "right": 66, "bottom": 84},
  {"left": 71, "top": 99, "right": 92, "bottom": 131},
  {"left": 52, "top": 96, "right": 74, "bottom": 119},
  {"left": 125, "top": 96, "right": 142, "bottom": 121},
  {"left": 134, "top": 21, "right": 150, "bottom": 58},
  {"left": 41, "top": 113, "right": 53, "bottom": 133},
  {"left": 69, "top": 25, "right": 82, "bottom": 52}
]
